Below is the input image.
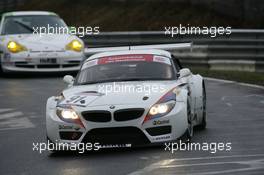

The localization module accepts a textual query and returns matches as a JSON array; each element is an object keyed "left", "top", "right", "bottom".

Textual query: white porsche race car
[
  {"left": 46, "top": 44, "right": 206, "bottom": 149},
  {"left": 0, "top": 11, "right": 84, "bottom": 73}
]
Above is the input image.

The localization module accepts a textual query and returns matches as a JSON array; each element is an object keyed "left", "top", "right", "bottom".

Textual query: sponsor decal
[
  {"left": 155, "top": 135, "right": 171, "bottom": 141},
  {"left": 153, "top": 119, "right": 170, "bottom": 125},
  {"left": 98, "top": 54, "right": 153, "bottom": 64},
  {"left": 81, "top": 54, "right": 171, "bottom": 70}
]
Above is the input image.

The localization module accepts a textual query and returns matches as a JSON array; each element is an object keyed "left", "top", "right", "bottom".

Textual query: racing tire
[
  {"left": 196, "top": 81, "right": 207, "bottom": 130},
  {"left": 179, "top": 100, "right": 193, "bottom": 142}
]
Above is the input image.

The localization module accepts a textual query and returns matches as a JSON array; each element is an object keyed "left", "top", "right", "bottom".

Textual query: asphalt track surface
[{"left": 0, "top": 75, "right": 264, "bottom": 175}]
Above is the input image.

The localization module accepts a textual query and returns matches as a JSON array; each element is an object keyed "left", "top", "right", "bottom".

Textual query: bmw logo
[{"left": 109, "top": 105, "right": 115, "bottom": 109}]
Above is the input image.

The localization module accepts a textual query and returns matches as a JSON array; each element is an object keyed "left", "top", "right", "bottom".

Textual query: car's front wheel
[
  {"left": 196, "top": 81, "right": 207, "bottom": 130},
  {"left": 179, "top": 100, "right": 193, "bottom": 142}
]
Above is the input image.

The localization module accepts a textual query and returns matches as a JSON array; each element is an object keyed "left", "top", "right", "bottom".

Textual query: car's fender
[{"left": 188, "top": 74, "right": 204, "bottom": 125}]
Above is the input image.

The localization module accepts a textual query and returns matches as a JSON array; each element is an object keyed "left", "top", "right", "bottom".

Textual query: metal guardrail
[{"left": 83, "top": 30, "right": 264, "bottom": 72}]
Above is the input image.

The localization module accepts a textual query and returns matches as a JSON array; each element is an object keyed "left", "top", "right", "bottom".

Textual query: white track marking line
[
  {"left": 0, "top": 117, "right": 35, "bottom": 131},
  {"left": 160, "top": 160, "right": 264, "bottom": 175},
  {"left": 226, "top": 103, "right": 232, "bottom": 107},
  {"left": 0, "top": 109, "right": 35, "bottom": 131},
  {"left": 0, "top": 108, "right": 14, "bottom": 113},
  {"left": 165, "top": 159, "right": 264, "bottom": 175},
  {"left": 244, "top": 94, "right": 264, "bottom": 98},
  {"left": 0, "top": 111, "right": 23, "bottom": 120},
  {"left": 128, "top": 154, "right": 264, "bottom": 175},
  {"left": 128, "top": 159, "right": 174, "bottom": 175}
]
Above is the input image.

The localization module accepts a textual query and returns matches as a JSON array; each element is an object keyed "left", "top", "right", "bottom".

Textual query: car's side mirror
[
  {"left": 63, "top": 75, "right": 74, "bottom": 85},
  {"left": 179, "top": 68, "right": 191, "bottom": 78}
]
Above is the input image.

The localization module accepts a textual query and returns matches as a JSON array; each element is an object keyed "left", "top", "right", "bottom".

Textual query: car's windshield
[
  {"left": 1, "top": 15, "right": 67, "bottom": 35},
  {"left": 76, "top": 54, "right": 176, "bottom": 85}
]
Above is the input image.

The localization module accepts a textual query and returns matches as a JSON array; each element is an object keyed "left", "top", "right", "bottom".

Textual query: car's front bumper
[
  {"left": 1, "top": 51, "right": 84, "bottom": 73},
  {"left": 46, "top": 98, "right": 188, "bottom": 148}
]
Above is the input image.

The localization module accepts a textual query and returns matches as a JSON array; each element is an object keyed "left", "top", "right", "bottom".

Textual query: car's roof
[
  {"left": 2, "top": 11, "right": 58, "bottom": 17},
  {"left": 86, "top": 49, "right": 171, "bottom": 61}
]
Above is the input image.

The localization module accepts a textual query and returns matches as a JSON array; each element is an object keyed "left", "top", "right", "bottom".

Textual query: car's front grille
[
  {"left": 62, "top": 64, "right": 79, "bottom": 68},
  {"left": 82, "top": 110, "right": 111, "bottom": 122},
  {"left": 15, "top": 64, "right": 35, "bottom": 68},
  {"left": 82, "top": 127, "right": 150, "bottom": 146},
  {"left": 67, "top": 61, "right": 81, "bottom": 64},
  {"left": 37, "top": 64, "right": 60, "bottom": 68},
  {"left": 14, "top": 63, "right": 79, "bottom": 69},
  {"left": 114, "top": 108, "right": 145, "bottom": 121}
]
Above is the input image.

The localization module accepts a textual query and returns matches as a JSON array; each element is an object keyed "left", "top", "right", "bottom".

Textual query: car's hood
[
  {"left": 3, "top": 34, "right": 79, "bottom": 51},
  {"left": 62, "top": 81, "right": 180, "bottom": 107}
]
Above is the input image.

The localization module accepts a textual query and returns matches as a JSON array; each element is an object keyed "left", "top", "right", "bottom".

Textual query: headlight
[
  {"left": 56, "top": 108, "right": 85, "bottom": 128},
  {"left": 57, "top": 108, "right": 79, "bottom": 120},
  {"left": 65, "top": 39, "right": 83, "bottom": 52},
  {"left": 149, "top": 101, "right": 175, "bottom": 115},
  {"left": 143, "top": 87, "right": 177, "bottom": 123},
  {"left": 7, "top": 41, "right": 27, "bottom": 53}
]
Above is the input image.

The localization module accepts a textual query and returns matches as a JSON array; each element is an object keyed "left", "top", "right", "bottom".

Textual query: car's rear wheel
[{"left": 197, "top": 81, "right": 207, "bottom": 130}]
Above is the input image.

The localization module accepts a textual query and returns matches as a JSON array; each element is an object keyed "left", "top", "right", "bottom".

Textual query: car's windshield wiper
[
  {"left": 114, "top": 78, "right": 144, "bottom": 82},
  {"left": 78, "top": 79, "right": 121, "bottom": 85},
  {"left": 13, "top": 20, "right": 34, "bottom": 32},
  {"left": 78, "top": 78, "right": 144, "bottom": 85}
]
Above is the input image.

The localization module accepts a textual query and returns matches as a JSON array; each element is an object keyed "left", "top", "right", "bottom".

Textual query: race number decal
[
  {"left": 59, "top": 95, "right": 97, "bottom": 107},
  {"left": 153, "top": 56, "right": 171, "bottom": 65}
]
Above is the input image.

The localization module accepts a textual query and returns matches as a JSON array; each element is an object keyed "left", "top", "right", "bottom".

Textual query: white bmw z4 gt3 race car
[
  {"left": 46, "top": 44, "right": 206, "bottom": 150},
  {"left": 0, "top": 11, "right": 84, "bottom": 73}
]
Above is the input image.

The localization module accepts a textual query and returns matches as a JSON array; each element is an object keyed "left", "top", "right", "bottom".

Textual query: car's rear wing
[{"left": 84, "top": 43, "right": 192, "bottom": 55}]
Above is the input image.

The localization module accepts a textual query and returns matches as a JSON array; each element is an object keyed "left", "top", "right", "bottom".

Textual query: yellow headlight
[
  {"left": 66, "top": 40, "right": 83, "bottom": 52},
  {"left": 7, "top": 41, "right": 27, "bottom": 53}
]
